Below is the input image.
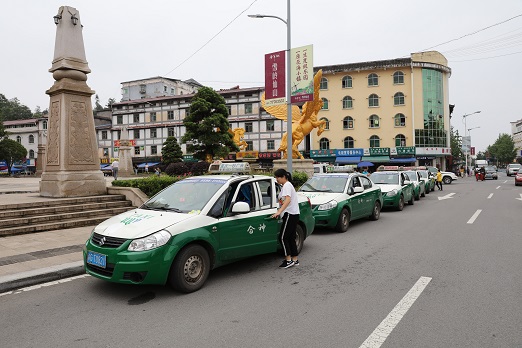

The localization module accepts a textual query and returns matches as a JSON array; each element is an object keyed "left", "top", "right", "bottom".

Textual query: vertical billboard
[
  {"left": 264, "top": 50, "right": 286, "bottom": 106},
  {"left": 290, "top": 44, "right": 313, "bottom": 103}
]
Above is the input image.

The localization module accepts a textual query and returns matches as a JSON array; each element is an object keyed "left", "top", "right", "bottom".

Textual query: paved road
[{"left": 1, "top": 175, "right": 521, "bottom": 348}]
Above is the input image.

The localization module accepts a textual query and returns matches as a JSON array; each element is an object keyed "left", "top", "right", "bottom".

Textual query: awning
[
  {"left": 389, "top": 157, "right": 417, "bottom": 164},
  {"left": 137, "top": 162, "right": 160, "bottom": 168},
  {"left": 335, "top": 156, "right": 361, "bottom": 164},
  {"left": 361, "top": 156, "right": 390, "bottom": 163}
]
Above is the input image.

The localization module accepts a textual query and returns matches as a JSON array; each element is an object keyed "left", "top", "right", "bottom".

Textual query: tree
[
  {"left": 0, "top": 138, "right": 27, "bottom": 175},
  {"left": 0, "top": 121, "right": 7, "bottom": 139},
  {"left": 450, "top": 127, "right": 463, "bottom": 162},
  {"left": 487, "top": 133, "right": 516, "bottom": 165},
  {"left": 0, "top": 94, "right": 33, "bottom": 121},
  {"left": 94, "top": 94, "right": 103, "bottom": 112},
  {"left": 106, "top": 98, "right": 116, "bottom": 108},
  {"left": 182, "top": 87, "right": 239, "bottom": 161},
  {"left": 161, "top": 136, "right": 183, "bottom": 165}
]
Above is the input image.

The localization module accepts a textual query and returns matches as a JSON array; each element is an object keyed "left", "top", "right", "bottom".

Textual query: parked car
[
  {"left": 506, "top": 163, "right": 521, "bottom": 176},
  {"left": 369, "top": 171, "right": 414, "bottom": 211},
  {"left": 403, "top": 170, "right": 426, "bottom": 200},
  {"left": 84, "top": 169, "right": 315, "bottom": 293},
  {"left": 298, "top": 173, "right": 382, "bottom": 233},
  {"left": 417, "top": 169, "right": 435, "bottom": 193}
]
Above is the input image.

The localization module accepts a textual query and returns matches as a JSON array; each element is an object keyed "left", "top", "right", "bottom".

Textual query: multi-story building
[
  {"left": 121, "top": 76, "right": 202, "bottom": 101},
  {"left": 510, "top": 119, "right": 522, "bottom": 159},
  {"left": 312, "top": 51, "right": 452, "bottom": 169},
  {"left": 3, "top": 117, "right": 48, "bottom": 170}
]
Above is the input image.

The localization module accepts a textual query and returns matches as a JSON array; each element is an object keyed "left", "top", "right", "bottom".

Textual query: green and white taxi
[
  {"left": 369, "top": 170, "right": 414, "bottom": 211},
  {"left": 298, "top": 173, "right": 383, "bottom": 233},
  {"left": 83, "top": 171, "right": 315, "bottom": 293},
  {"left": 417, "top": 168, "right": 435, "bottom": 193},
  {"left": 403, "top": 170, "right": 425, "bottom": 200}
]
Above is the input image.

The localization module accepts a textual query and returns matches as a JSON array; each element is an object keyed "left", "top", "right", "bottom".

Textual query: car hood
[
  {"left": 299, "top": 192, "right": 346, "bottom": 205},
  {"left": 374, "top": 184, "right": 402, "bottom": 193},
  {"left": 93, "top": 208, "right": 197, "bottom": 239}
]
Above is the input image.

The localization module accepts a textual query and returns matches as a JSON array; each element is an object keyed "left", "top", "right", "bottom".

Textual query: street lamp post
[
  {"left": 467, "top": 126, "right": 480, "bottom": 171},
  {"left": 462, "top": 111, "right": 481, "bottom": 176},
  {"left": 248, "top": 0, "right": 293, "bottom": 173}
]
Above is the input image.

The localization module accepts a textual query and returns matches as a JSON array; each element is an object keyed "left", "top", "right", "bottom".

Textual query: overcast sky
[{"left": 1, "top": 0, "right": 521, "bottom": 152}]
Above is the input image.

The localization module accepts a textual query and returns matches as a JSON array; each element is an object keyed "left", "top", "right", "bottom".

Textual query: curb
[{"left": 0, "top": 261, "right": 85, "bottom": 293}]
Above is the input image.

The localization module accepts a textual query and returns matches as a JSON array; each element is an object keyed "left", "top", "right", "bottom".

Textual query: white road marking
[
  {"left": 467, "top": 210, "right": 482, "bottom": 224},
  {"left": 0, "top": 274, "right": 90, "bottom": 297},
  {"left": 496, "top": 186, "right": 501, "bottom": 190},
  {"left": 487, "top": 193, "right": 493, "bottom": 199},
  {"left": 504, "top": 180, "right": 508, "bottom": 184},
  {"left": 359, "top": 276, "right": 432, "bottom": 348},
  {"left": 516, "top": 194, "right": 522, "bottom": 201},
  {"left": 437, "top": 193, "right": 455, "bottom": 201}
]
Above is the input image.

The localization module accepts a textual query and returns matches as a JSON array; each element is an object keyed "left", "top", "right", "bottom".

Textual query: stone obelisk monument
[
  {"left": 40, "top": 6, "right": 106, "bottom": 197},
  {"left": 117, "top": 127, "right": 134, "bottom": 177}
]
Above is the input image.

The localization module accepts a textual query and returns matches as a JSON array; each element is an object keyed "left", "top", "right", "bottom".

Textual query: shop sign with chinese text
[
  {"left": 396, "top": 146, "right": 415, "bottom": 155},
  {"left": 264, "top": 50, "right": 286, "bottom": 106},
  {"left": 369, "top": 148, "right": 390, "bottom": 156},
  {"left": 335, "top": 148, "right": 364, "bottom": 157},
  {"left": 310, "top": 149, "right": 335, "bottom": 158},
  {"left": 290, "top": 45, "right": 313, "bottom": 103}
]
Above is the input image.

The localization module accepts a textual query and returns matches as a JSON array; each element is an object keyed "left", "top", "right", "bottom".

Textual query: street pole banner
[
  {"left": 461, "top": 136, "right": 471, "bottom": 152},
  {"left": 290, "top": 44, "right": 313, "bottom": 103},
  {"left": 264, "top": 50, "right": 286, "bottom": 106}
]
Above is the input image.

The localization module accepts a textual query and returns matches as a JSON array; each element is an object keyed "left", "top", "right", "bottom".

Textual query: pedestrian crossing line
[
  {"left": 467, "top": 210, "right": 482, "bottom": 224},
  {"left": 487, "top": 193, "right": 493, "bottom": 199},
  {"left": 359, "top": 276, "right": 432, "bottom": 348}
]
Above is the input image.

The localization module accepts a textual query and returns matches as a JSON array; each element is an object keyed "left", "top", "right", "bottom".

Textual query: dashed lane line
[
  {"left": 359, "top": 276, "right": 432, "bottom": 348},
  {"left": 496, "top": 186, "right": 501, "bottom": 190},
  {"left": 0, "top": 274, "right": 90, "bottom": 297},
  {"left": 467, "top": 210, "right": 482, "bottom": 224},
  {"left": 487, "top": 193, "right": 493, "bottom": 199}
]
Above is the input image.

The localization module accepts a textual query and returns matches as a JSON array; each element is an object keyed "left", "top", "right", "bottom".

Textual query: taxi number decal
[
  {"left": 120, "top": 214, "right": 154, "bottom": 225},
  {"left": 248, "top": 223, "right": 266, "bottom": 234}
]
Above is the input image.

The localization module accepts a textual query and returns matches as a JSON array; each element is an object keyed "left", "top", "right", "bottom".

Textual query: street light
[
  {"left": 467, "top": 126, "right": 480, "bottom": 170},
  {"left": 248, "top": 0, "right": 293, "bottom": 173},
  {"left": 462, "top": 111, "right": 481, "bottom": 176}
]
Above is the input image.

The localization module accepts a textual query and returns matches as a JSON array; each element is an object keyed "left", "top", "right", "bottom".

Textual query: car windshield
[
  {"left": 404, "top": 172, "right": 418, "bottom": 182},
  {"left": 485, "top": 166, "right": 496, "bottom": 171},
  {"left": 299, "top": 176, "right": 348, "bottom": 193},
  {"left": 142, "top": 178, "right": 225, "bottom": 213},
  {"left": 370, "top": 173, "right": 399, "bottom": 184}
]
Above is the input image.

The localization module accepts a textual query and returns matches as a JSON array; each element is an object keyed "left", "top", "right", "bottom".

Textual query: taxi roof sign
[
  {"left": 377, "top": 165, "right": 399, "bottom": 171},
  {"left": 209, "top": 161, "right": 251, "bottom": 174}
]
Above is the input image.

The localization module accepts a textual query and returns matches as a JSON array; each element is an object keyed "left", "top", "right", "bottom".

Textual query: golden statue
[
  {"left": 228, "top": 127, "right": 248, "bottom": 151},
  {"left": 261, "top": 70, "right": 326, "bottom": 159}
]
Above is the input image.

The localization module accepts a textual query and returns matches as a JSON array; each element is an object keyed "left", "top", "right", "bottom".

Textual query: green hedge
[{"left": 112, "top": 175, "right": 185, "bottom": 197}]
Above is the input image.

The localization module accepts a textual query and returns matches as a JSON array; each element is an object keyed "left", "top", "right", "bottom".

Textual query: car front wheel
[
  {"left": 336, "top": 208, "right": 350, "bottom": 233},
  {"left": 397, "top": 195, "right": 405, "bottom": 211},
  {"left": 369, "top": 201, "right": 381, "bottom": 221},
  {"left": 169, "top": 244, "right": 210, "bottom": 293}
]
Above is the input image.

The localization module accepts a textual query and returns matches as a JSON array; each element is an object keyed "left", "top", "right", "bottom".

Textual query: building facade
[
  {"left": 3, "top": 118, "right": 48, "bottom": 170},
  {"left": 312, "top": 51, "right": 452, "bottom": 169},
  {"left": 510, "top": 119, "right": 522, "bottom": 159},
  {"left": 121, "top": 76, "right": 203, "bottom": 101}
]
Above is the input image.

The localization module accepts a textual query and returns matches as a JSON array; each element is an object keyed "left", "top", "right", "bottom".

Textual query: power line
[
  {"left": 449, "top": 50, "right": 522, "bottom": 62},
  {"left": 163, "top": 0, "right": 258, "bottom": 77}
]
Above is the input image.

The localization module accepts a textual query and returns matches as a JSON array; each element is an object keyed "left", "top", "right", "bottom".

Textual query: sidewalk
[{"left": 0, "top": 176, "right": 133, "bottom": 293}]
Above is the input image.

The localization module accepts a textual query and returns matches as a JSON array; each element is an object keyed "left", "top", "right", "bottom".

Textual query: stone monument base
[
  {"left": 40, "top": 171, "right": 107, "bottom": 197},
  {"left": 272, "top": 159, "right": 314, "bottom": 178}
]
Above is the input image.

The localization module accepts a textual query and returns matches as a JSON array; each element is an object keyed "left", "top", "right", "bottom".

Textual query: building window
[
  {"left": 134, "top": 146, "right": 140, "bottom": 155},
  {"left": 320, "top": 77, "right": 328, "bottom": 90},
  {"left": 133, "top": 129, "right": 140, "bottom": 139},
  {"left": 168, "top": 127, "right": 175, "bottom": 137},
  {"left": 393, "top": 71, "right": 405, "bottom": 84},
  {"left": 150, "top": 112, "right": 157, "bottom": 122},
  {"left": 245, "top": 122, "right": 253, "bottom": 133},
  {"left": 368, "top": 73, "right": 379, "bottom": 86},
  {"left": 103, "top": 148, "right": 109, "bottom": 156},
  {"left": 320, "top": 117, "right": 330, "bottom": 130},
  {"left": 321, "top": 98, "right": 329, "bottom": 110},
  {"left": 185, "top": 109, "right": 190, "bottom": 117},
  {"left": 28, "top": 135, "right": 34, "bottom": 144},
  {"left": 395, "top": 113, "right": 406, "bottom": 127},
  {"left": 101, "top": 131, "right": 108, "bottom": 140},
  {"left": 164, "top": 86, "right": 168, "bottom": 92},
  {"left": 16, "top": 136, "right": 21, "bottom": 143},
  {"left": 342, "top": 76, "right": 353, "bottom": 88},
  {"left": 171, "top": 88, "right": 175, "bottom": 94},
  {"left": 150, "top": 128, "right": 157, "bottom": 138},
  {"left": 394, "top": 92, "right": 405, "bottom": 106},
  {"left": 369, "top": 115, "right": 380, "bottom": 128},
  {"left": 369, "top": 94, "right": 379, "bottom": 107},
  {"left": 370, "top": 135, "right": 380, "bottom": 148},
  {"left": 29, "top": 150, "right": 35, "bottom": 159},
  {"left": 246, "top": 141, "right": 254, "bottom": 151},
  {"left": 319, "top": 138, "right": 330, "bottom": 150},
  {"left": 395, "top": 134, "right": 406, "bottom": 147},
  {"left": 133, "top": 114, "right": 140, "bottom": 123},
  {"left": 167, "top": 111, "right": 174, "bottom": 120},
  {"left": 266, "top": 120, "right": 274, "bottom": 131},
  {"left": 226, "top": 105, "right": 232, "bottom": 116},
  {"left": 344, "top": 136, "right": 354, "bottom": 149},
  {"left": 343, "top": 116, "right": 354, "bottom": 129},
  {"left": 151, "top": 145, "right": 158, "bottom": 155},
  {"left": 245, "top": 103, "right": 253, "bottom": 114},
  {"left": 267, "top": 140, "right": 275, "bottom": 150},
  {"left": 342, "top": 96, "right": 353, "bottom": 109},
  {"left": 116, "top": 130, "right": 121, "bottom": 140},
  {"left": 116, "top": 115, "right": 123, "bottom": 124},
  {"left": 43, "top": 120, "right": 48, "bottom": 130}
]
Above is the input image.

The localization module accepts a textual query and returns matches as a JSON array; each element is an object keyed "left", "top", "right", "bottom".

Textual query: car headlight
[
  {"left": 318, "top": 200, "right": 338, "bottom": 211},
  {"left": 128, "top": 230, "right": 171, "bottom": 252},
  {"left": 386, "top": 189, "right": 398, "bottom": 197}
]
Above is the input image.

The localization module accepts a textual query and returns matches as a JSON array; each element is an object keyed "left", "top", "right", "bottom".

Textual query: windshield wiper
[{"left": 142, "top": 204, "right": 182, "bottom": 213}]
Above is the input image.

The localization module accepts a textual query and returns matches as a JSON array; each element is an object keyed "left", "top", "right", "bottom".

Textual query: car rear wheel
[
  {"left": 408, "top": 193, "right": 415, "bottom": 205},
  {"left": 295, "top": 224, "right": 305, "bottom": 254},
  {"left": 169, "top": 244, "right": 210, "bottom": 293},
  {"left": 336, "top": 208, "right": 350, "bottom": 233},
  {"left": 369, "top": 201, "right": 381, "bottom": 221},
  {"left": 397, "top": 195, "right": 405, "bottom": 211},
  {"left": 443, "top": 176, "right": 452, "bottom": 184}
]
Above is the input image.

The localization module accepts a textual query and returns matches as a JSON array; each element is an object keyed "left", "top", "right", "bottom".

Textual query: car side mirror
[
  {"left": 231, "top": 202, "right": 250, "bottom": 214},
  {"left": 403, "top": 180, "right": 411, "bottom": 185},
  {"left": 353, "top": 187, "right": 364, "bottom": 194}
]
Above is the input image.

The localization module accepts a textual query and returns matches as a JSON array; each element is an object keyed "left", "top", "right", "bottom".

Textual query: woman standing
[{"left": 272, "top": 168, "right": 300, "bottom": 268}]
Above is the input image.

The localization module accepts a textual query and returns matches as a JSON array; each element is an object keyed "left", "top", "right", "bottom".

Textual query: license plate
[{"left": 87, "top": 251, "right": 107, "bottom": 268}]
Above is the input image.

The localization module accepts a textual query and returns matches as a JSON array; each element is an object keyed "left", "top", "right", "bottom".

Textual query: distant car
[
  {"left": 427, "top": 166, "right": 458, "bottom": 184},
  {"left": 403, "top": 170, "right": 426, "bottom": 200},
  {"left": 506, "top": 163, "right": 521, "bottom": 176},
  {"left": 484, "top": 166, "right": 498, "bottom": 180},
  {"left": 515, "top": 172, "right": 522, "bottom": 186},
  {"left": 298, "top": 173, "right": 383, "bottom": 233},
  {"left": 370, "top": 171, "right": 414, "bottom": 211}
]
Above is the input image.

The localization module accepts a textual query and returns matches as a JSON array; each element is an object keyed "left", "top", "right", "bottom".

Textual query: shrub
[
  {"left": 190, "top": 161, "right": 210, "bottom": 175},
  {"left": 291, "top": 171, "right": 309, "bottom": 189},
  {"left": 165, "top": 162, "right": 190, "bottom": 176},
  {"left": 112, "top": 175, "right": 182, "bottom": 197}
]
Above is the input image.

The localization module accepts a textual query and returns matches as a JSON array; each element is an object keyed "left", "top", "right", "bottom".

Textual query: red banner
[
  {"left": 264, "top": 51, "right": 286, "bottom": 106},
  {"left": 470, "top": 147, "right": 475, "bottom": 156},
  {"left": 258, "top": 152, "right": 282, "bottom": 160}
]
